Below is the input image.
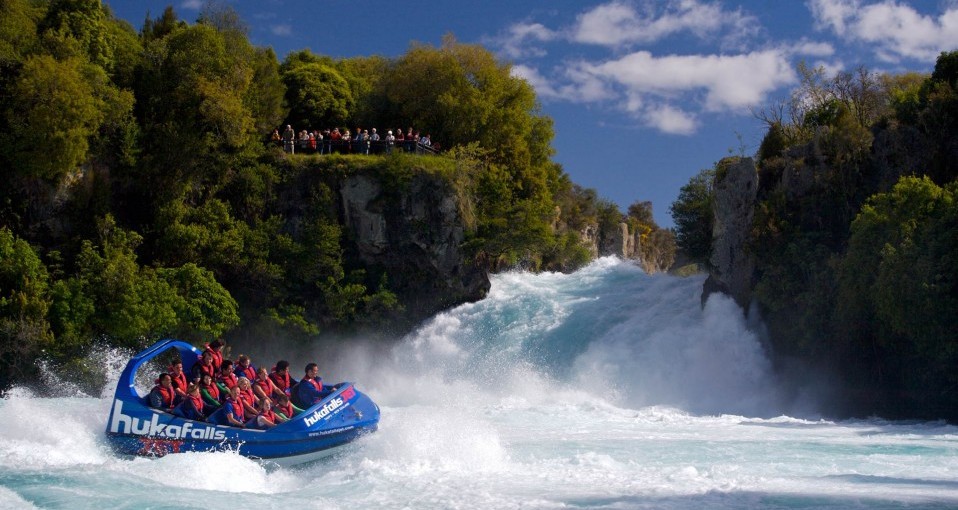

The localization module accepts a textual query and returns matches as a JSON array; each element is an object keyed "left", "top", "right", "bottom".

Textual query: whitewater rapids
[{"left": 1, "top": 258, "right": 957, "bottom": 509}]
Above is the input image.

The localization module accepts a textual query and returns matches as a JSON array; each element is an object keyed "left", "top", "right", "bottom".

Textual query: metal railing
[{"left": 278, "top": 139, "right": 438, "bottom": 156}]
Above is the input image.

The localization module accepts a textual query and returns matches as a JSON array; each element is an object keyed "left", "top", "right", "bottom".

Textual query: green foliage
[
  {"left": 931, "top": 50, "right": 958, "bottom": 88},
  {"left": 156, "top": 263, "right": 239, "bottom": 341},
  {"left": 0, "top": 0, "right": 41, "bottom": 66},
  {"left": 670, "top": 168, "right": 714, "bottom": 263},
  {"left": 2, "top": 55, "right": 103, "bottom": 181},
  {"left": 38, "top": 0, "right": 113, "bottom": 68},
  {"left": 836, "top": 177, "right": 958, "bottom": 415},
  {"left": 282, "top": 61, "right": 353, "bottom": 129},
  {"left": 0, "top": 228, "right": 54, "bottom": 383},
  {"left": 384, "top": 35, "right": 554, "bottom": 191}
]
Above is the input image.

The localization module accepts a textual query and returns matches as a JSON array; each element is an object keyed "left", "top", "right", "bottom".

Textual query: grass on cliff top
[{"left": 279, "top": 151, "right": 458, "bottom": 181}]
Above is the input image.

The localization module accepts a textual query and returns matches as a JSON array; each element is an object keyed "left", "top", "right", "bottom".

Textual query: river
[{"left": 1, "top": 258, "right": 956, "bottom": 509}]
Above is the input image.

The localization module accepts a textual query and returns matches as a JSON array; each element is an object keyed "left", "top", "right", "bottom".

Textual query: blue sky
[{"left": 105, "top": 0, "right": 958, "bottom": 227}]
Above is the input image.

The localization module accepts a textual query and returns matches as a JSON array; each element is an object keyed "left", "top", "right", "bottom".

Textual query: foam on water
[{"left": 1, "top": 258, "right": 958, "bottom": 509}]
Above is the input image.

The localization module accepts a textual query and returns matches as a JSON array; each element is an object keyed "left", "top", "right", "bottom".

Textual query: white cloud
[
  {"left": 270, "top": 24, "right": 292, "bottom": 36},
  {"left": 807, "top": 0, "right": 958, "bottom": 62},
  {"left": 489, "top": 2, "right": 800, "bottom": 135},
  {"left": 572, "top": 0, "right": 758, "bottom": 47},
  {"left": 494, "top": 22, "right": 557, "bottom": 59},
  {"left": 180, "top": 0, "right": 203, "bottom": 10},
  {"left": 791, "top": 39, "right": 835, "bottom": 57},
  {"left": 585, "top": 50, "right": 795, "bottom": 112},
  {"left": 511, "top": 64, "right": 560, "bottom": 99},
  {"left": 643, "top": 104, "right": 699, "bottom": 135}
]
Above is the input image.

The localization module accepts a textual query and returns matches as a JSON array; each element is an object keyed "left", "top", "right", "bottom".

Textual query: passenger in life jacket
[
  {"left": 191, "top": 350, "right": 216, "bottom": 382},
  {"left": 149, "top": 373, "right": 176, "bottom": 412},
  {"left": 174, "top": 384, "right": 207, "bottom": 421},
  {"left": 169, "top": 360, "right": 189, "bottom": 400},
  {"left": 234, "top": 354, "right": 257, "bottom": 381},
  {"left": 217, "top": 359, "right": 238, "bottom": 393},
  {"left": 251, "top": 397, "right": 277, "bottom": 429},
  {"left": 252, "top": 367, "right": 280, "bottom": 401},
  {"left": 272, "top": 394, "right": 300, "bottom": 423},
  {"left": 218, "top": 386, "right": 246, "bottom": 427},
  {"left": 202, "top": 339, "right": 225, "bottom": 374},
  {"left": 236, "top": 376, "right": 259, "bottom": 417},
  {"left": 268, "top": 360, "right": 298, "bottom": 399},
  {"left": 199, "top": 373, "right": 222, "bottom": 409},
  {"left": 291, "top": 363, "right": 332, "bottom": 409}
]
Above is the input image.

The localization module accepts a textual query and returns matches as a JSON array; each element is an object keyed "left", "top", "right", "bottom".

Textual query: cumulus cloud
[
  {"left": 807, "top": 0, "right": 958, "bottom": 62},
  {"left": 572, "top": 0, "right": 758, "bottom": 47},
  {"left": 584, "top": 50, "right": 795, "bottom": 112},
  {"left": 181, "top": 0, "right": 203, "bottom": 10}
]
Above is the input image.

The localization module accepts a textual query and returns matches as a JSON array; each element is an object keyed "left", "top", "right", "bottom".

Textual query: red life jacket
[
  {"left": 218, "top": 372, "right": 237, "bottom": 390},
  {"left": 259, "top": 408, "right": 276, "bottom": 424},
  {"left": 170, "top": 370, "right": 188, "bottom": 393},
  {"left": 239, "top": 387, "right": 256, "bottom": 408},
  {"left": 153, "top": 384, "right": 175, "bottom": 408},
  {"left": 275, "top": 402, "right": 294, "bottom": 419},
  {"left": 269, "top": 370, "right": 291, "bottom": 393},
  {"left": 227, "top": 397, "right": 245, "bottom": 422},
  {"left": 254, "top": 377, "right": 272, "bottom": 396},
  {"left": 201, "top": 381, "right": 220, "bottom": 402},
  {"left": 188, "top": 394, "right": 205, "bottom": 415},
  {"left": 197, "top": 362, "right": 216, "bottom": 380},
  {"left": 306, "top": 377, "right": 323, "bottom": 392},
  {"left": 238, "top": 365, "right": 256, "bottom": 381},
  {"left": 203, "top": 344, "right": 223, "bottom": 371}
]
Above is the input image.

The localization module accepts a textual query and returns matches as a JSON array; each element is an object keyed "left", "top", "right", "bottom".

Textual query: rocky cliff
[
  {"left": 337, "top": 170, "right": 490, "bottom": 323},
  {"left": 704, "top": 157, "right": 758, "bottom": 309}
]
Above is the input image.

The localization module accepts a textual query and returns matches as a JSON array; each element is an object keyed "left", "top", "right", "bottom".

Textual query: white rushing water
[{"left": 1, "top": 258, "right": 957, "bottom": 509}]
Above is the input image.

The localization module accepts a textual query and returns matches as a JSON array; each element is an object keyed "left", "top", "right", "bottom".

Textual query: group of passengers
[
  {"left": 271, "top": 124, "right": 435, "bottom": 155},
  {"left": 148, "top": 340, "right": 336, "bottom": 430}
]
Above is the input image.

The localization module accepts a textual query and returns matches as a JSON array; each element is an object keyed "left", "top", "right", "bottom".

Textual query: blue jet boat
[{"left": 105, "top": 339, "right": 379, "bottom": 466}]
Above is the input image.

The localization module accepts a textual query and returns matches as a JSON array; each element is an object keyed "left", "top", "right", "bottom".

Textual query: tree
[
  {"left": 0, "top": 228, "right": 53, "bottom": 385},
  {"left": 282, "top": 61, "right": 352, "bottom": 129},
  {"left": 38, "top": 0, "right": 114, "bottom": 69},
  {"left": 836, "top": 176, "right": 958, "bottom": 416},
  {"left": 670, "top": 168, "right": 715, "bottom": 263},
  {"left": 0, "top": 0, "right": 40, "bottom": 66},
  {"left": 2, "top": 55, "right": 103, "bottom": 181}
]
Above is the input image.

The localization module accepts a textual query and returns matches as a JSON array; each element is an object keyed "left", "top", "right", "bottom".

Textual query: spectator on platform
[{"left": 282, "top": 125, "right": 295, "bottom": 154}]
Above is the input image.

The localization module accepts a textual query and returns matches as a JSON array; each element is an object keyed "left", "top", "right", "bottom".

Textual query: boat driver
[{"left": 292, "top": 363, "right": 332, "bottom": 408}]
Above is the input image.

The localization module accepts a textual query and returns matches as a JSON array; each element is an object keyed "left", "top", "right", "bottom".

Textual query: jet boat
[{"left": 105, "top": 339, "right": 379, "bottom": 466}]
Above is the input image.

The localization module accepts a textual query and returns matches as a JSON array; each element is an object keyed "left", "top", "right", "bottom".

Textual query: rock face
[
  {"left": 339, "top": 171, "right": 490, "bottom": 323},
  {"left": 705, "top": 157, "right": 758, "bottom": 310},
  {"left": 601, "top": 222, "right": 635, "bottom": 258}
]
